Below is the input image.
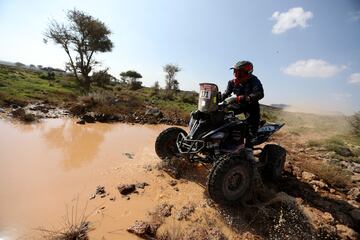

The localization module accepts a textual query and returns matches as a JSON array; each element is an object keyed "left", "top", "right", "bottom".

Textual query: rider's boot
[
  {"left": 246, "top": 146, "right": 263, "bottom": 186},
  {"left": 245, "top": 147, "right": 255, "bottom": 160}
]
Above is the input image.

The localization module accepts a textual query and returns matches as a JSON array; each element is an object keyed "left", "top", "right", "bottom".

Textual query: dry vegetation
[
  {"left": 36, "top": 200, "right": 92, "bottom": 240},
  {"left": 302, "top": 160, "right": 352, "bottom": 188}
]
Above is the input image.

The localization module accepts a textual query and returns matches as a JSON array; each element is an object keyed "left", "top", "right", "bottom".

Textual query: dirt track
[{"left": 0, "top": 119, "right": 358, "bottom": 239}]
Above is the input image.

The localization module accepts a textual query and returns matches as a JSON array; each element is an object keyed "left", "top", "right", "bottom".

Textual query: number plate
[{"left": 200, "top": 90, "right": 211, "bottom": 99}]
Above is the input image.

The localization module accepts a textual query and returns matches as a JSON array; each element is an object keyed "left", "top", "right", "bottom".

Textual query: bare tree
[{"left": 44, "top": 9, "right": 113, "bottom": 92}]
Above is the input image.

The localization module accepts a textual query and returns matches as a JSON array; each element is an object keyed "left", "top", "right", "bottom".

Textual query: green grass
[
  {"left": 0, "top": 65, "right": 78, "bottom": 105},
  {"left": 0, "top": 65, "right": 197, "bottom": 118},
  {"left": 306, "top": 135, "right": 360, "bottom": 164}
]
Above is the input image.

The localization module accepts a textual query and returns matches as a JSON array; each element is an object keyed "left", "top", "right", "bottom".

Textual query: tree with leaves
[
  {"left": 119, "top": 70, "right": 143, "bottom": 90},
  {"left": 163, "top": 64, "right": 181, "bottom": 92},
  {"left": 44, "top": 9, "right": 113, "bottom": 92}
]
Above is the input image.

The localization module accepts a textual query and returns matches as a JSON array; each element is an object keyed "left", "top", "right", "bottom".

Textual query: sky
[{"left": 0, "top": 0, "right": 359, "bottom": 114}]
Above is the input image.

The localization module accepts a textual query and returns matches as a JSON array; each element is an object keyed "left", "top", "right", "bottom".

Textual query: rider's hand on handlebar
[
  {"left": 236, "top": 95, "right": 250, "bottom": 103},
  {"left": 223, "top": 96, "right": 237, "bottom": 105}
]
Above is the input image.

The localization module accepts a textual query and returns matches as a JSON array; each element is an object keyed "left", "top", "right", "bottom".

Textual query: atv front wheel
[
  {"left": 207, "top": 154, "right": 253, "bottom": 205},
  {"left": 259, "top": 144, "right": 286, "bottom": 181},
  {"left": 155, "top": 127, "right": 187, "bottom": 161}
]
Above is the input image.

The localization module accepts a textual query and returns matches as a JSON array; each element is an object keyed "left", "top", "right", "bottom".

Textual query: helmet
[{"left": 230, "top": 61, "right": 253, "bottom": 75}]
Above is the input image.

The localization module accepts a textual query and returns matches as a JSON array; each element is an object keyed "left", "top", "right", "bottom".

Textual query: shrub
[
  {"left": 92, "top": 69, "right": 111, "bottom": 87},
  {"left": 129, "top": 80, "right": 142, "bottom": 90},
  {"left": 160, "top": 90, "right": 175, "bottom": 101},
  {"left": 307, "top": 139, "right": 322, "bottom": 147},
  {"left": 39, "top": 71, "right": 55, "bottom": 80},
  {"left": 151, "top": 81, "right": 160, "bottom": 96},
  {"left": 179, "top": 91, "right": 197, "bottom": 104},
  {"left": 349, "top": 111, "right": 360, "bottom": 137},
  {"left": 302, "top": 161, "right": 352, "bottom": 188}
]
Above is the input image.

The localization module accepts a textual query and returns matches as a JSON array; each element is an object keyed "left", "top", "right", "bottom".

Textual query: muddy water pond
[{"left": 0, "top": 119, "right": 208, "bottom": 239}]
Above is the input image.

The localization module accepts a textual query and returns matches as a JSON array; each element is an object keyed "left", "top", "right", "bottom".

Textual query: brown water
[
  {"left": 0, "top": 119, "right": 175, "bottom": 239},
  {"left": 1, "top": 118, "right": 320, "bottom": 240},
  {"left": 0, "top": 119, "right": 239, "bottom": 240}
]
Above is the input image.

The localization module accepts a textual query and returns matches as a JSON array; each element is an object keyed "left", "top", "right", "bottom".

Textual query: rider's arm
[
  {"left": 249, "top": 77, "right": 264, "bottom": 102},
  {"left": 222, "top": 80, "right": 234, "bottom": 100}
]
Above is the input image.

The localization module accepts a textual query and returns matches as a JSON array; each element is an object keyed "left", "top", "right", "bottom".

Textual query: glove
[
  {"left": 236, "top": 95, "right": 250, "bottom": 103},
  {"left": 224, "top": 96, "right": 237, "bottom": 105}
]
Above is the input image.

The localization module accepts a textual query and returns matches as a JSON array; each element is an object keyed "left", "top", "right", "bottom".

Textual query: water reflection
[{"left": 42, "top": 120, "right": 113, "bottom": 170}]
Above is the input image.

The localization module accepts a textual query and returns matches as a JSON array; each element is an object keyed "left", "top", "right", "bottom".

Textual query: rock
[
  {"left": 176, "top": 204, "right": 195, "bottom": 221},
  {"left": 303, "top": 206, "right": 332, "bottom": 233},
  {"left": 143, "top": 165, "right": 153, "bottom": 172},
  {"left": 351, "top": 174, "right": 360, "bottom": 184},
  {"left": 173, "top": 187, "right": 179, "bottom": 192},
  {"left": 156, "top": 203, "right": 173, "bottom": 217},
  {"left": 127, "top": 220, "right": 159, "bottom": 238},
  {"left": 352, "top": 163, "right": 360, "bottom": 173},
  {"left": 292, "top": 166, "right": 302, "bottom": 178},
  {"left": 169, "top": 180, "right": 177, "bottom": 186},
  {"left": 349, "top": 209, "right": 360, "bottom": 226},
  {"left": 340, "top": 161, "right": 352, "bottom": 169},
  {"left": 0, "top": 108, "right": 5, "bottom": 113},
  {"left": 335, "top": 147, "right": 354, "bottom": 157},
  {"left": 208, "top": 227, "right": 227, "bottom": 240},
  {"left": 145, "top": 107, "right": 163, "bottom": 118},
  {"left": 118, "top": 184, "right": 136, "bottom": 195},
  {"left": 95, "top": 113, "right": 119, "bottom": 123},
  {"left": 96, "top": 185, "right": 106, "bottom": 195},
  {"left": 76, "top": 120, "right": 86, "bottom": 125},
  {"left": 10, "top": 103, "right": 20, "bottom": 109},
  {"left": 184, "top": 226, "right": 226, "bottom": 240},
  {"left": 336, "top": 224, "right": 359, "bottom": 240},
  {"left": 11, "top": 108, "right": 36, "bottom": 122},
  {"left": 135, "top": 182, "right": 149, "bottom": 189},
  {"left": 347, "top": 200, "right": 359, "bottom": 208},
  {"left": 124, "top": 153, "right": 134, "bottom": 159},
  {"left": 347, "top": 187, "right": 360, "bottom": 201},
  {"left": 81, "top": 113, "right": 96, "bottom": 123},
  {"left": 322, "top": 212, "right": 334, "bottom": 224},
  {"left": 329, "top": 188, "right": 336, "bottom": 194},
  {"left": 110, "top": 196, "right": 116, "bottom": 201},
  {"left": 302, "top": 171, "right": 316, "bottom": 181},
  {"left": 179, "top": 179, "right": 188, "bottom": 184},
  {"left": 89, "top": 194, "right": 96, "bottom": 200},
  {"left": 310, "top": 180, "right": 328, "bottom": 190}
]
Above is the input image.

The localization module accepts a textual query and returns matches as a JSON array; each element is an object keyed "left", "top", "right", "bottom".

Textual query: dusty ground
[{"left": 0, "top": 118, "right": 359, "bottom": 240}]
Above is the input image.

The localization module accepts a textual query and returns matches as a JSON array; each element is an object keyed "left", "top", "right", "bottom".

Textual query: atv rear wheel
[
  {"left": 207, "top": 154, "right": 253, "bottom": 205},
  {"left": 155, "top": 127, "right": 187, "bottom": 161},
  {"left": 259, "top": 144, "right": 286, "bottom": 181}
]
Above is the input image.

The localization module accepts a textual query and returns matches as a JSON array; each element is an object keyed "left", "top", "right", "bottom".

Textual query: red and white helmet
[{"left": 230, "top": 61, "right": 253, "bottom": 75}]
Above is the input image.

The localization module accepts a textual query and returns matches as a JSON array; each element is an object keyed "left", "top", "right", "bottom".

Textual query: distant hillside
[
  {"left": 270, "top": 103, "right": 289, "bottom": 109},
  {"left": 0, "top": 60, "right": 16, "bottom": 67}
]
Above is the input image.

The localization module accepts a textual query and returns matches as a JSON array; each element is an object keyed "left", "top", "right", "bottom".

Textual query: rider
[{"left": 222, "top": 60, "right": 264, "bottom": 152}]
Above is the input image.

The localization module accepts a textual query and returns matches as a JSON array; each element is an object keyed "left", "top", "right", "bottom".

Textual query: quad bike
[{"left": 155, "top": 83, "right": 286, "bottom": 205}]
